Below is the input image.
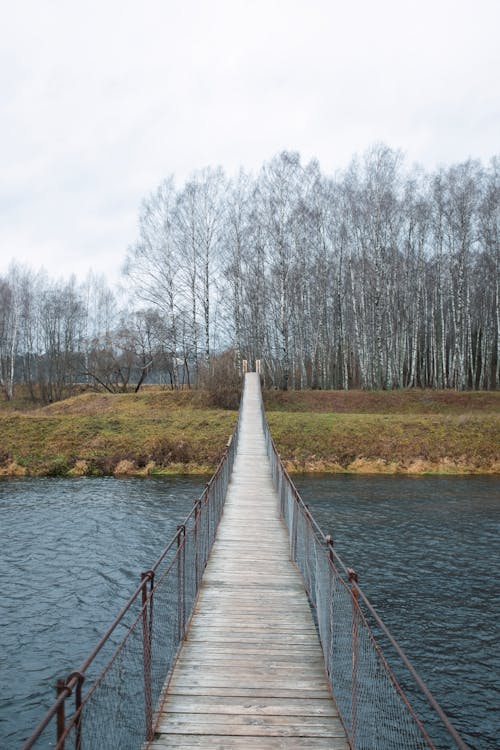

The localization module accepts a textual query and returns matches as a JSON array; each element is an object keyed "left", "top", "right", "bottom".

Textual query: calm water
[
  {"left": 0, "top": 476, "right": 205, "bottom": 749},
  {"left": 295, "top": 475, "right": 500, "bottom": 750}
]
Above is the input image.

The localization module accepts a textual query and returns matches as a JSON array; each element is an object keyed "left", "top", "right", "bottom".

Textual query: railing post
[
  {"left": 141, "top": 571, "right": 154, "bottom": 743},
  {"left": 56, "top": 679, "right": 66, "bottom": 750},
  {"left": 348, "top": 568, "right": 359, "bottom": 745},
  {"left": 326, "top": 535, "right": 334, "bottom": 566},
  {"left": 203, "top": 487, "right": 209, "bottom": 566},
  {"left": 291, "top": 492, "right": 298, "bottom": 562},
  {"left": 278, "top": 463, "right": 285, "bottom": 515},
  {"left": 65, "top": 671, "right": 85, "bottom": 750},
  {"left": 205, "top": 483, "right": 212, "bottom": 548},
  {"left": 304, "top": 505, "right": 311, "bottom": 596},
  {"left": 194, "top": 500, "right": 201, "bottom": 588},
  {"left": 177, "top": 526, "right": 186, "bottom": 639},
  {"left": 325, "top": 535, "right": 334, "bottom": 676}
]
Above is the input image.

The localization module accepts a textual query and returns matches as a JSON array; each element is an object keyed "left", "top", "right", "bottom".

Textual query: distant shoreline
[{"left": 0, "top": 388, "right": 498, "bottom": 478}]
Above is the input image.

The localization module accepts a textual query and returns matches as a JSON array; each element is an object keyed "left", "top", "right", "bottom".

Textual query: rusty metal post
[
  {"left": 75, "top": 677, "right": 83, "bottom": 750},
  {"left": 326, "top": 535, "right": 334, "bottom": 565},
  {"left": 177, "top": 525, "right": 186, "bottom": 639},
  {"left": 65, "top": 671, "right": 85, "bottom": 750},
  {"left": 304, "top": 507, "right": 311, "bottom": 597},
  {"left": 291, "top": 491, "right": 299, "bottom": 562},
  {"left": 182, "top": 527, "right": 186, "bottom": 632},
  {"left": 280, "top": 466, "right": 286, "bottom": 516},
  {"left": 204, "top": 486, "right": 210, "bottom": 564},
  {"left": 348, "top": 568, "right": 359, "bottom": 744},
  {"left": 56, "top": 679, "right": 66, "bottom": 750},
  {"left": 141, "top": 571, "right": 154, "bottom": 742},
  {"left": 75, "top": 678, "right": 82, "bottom": 750},
  {"left": 325, "top": 535, "right": 334, "bottom": 676},
  {"left": 205, "top": 484, "right": 212, "bottom": 548},
  {"left": 194, "top": 500, "right": 200, "bottom": 588}
]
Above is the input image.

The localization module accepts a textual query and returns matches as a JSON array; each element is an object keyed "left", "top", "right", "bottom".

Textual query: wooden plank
[
  {"left": 186, "top": 637, "right": 320, "bottom": 645},
  {"left": 168, "top": 676, "right": 333, "bottom": 691},
  {"left": 173, "top": 668, "right": 329, "bottom": 680},
  {"left": 157, "top": 713, "right": 346, "bottom": 736},
  {"left": 166, "top": 686, "right": 332, "bottom": 700},
  {"left": 179, "top": 646, "right": 323, "bottom": 657},
  {"left": 162, "top": 695, "right": 338, "bottom": 717},
  {"left": 149, "top": 373, "right": 347, "bottom": 750},
  {"left": 179, "top": 640, "right": 325, "bottom": 653},
  {"left": 150, "top": 736, "right": 349, "bottom": 749},
  {"left": 177, "top": 656, "right": 326, "bottom": 668}
]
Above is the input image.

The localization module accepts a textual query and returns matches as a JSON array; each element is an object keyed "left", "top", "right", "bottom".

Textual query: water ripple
[
  {"left": 296, "top": 474, "right": 500, "bottom": 750},
  {"left": 0, "top": 475, "right": 204, "bottom": 749}
]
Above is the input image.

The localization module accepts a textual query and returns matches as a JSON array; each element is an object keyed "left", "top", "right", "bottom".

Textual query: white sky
[{"left": 0, "top": 0, "right": 499, "bottom": 285}]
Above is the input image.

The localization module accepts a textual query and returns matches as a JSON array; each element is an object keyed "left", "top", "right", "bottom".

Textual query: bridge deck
[{"left": 149, "top": 373, "right": 349, "bottom": 749}]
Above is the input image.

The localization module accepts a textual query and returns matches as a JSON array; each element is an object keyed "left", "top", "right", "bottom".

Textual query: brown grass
[
  {"left": 263, "top": 388, "right": 500, "bottom": 414},
  {"left": 0, "top": 389, "right": 237, "bottom": 476},
  {"left": 0, "top": 386, "right": 498, "bottom": 476},
  {"left": 268, "top": 410, "right": 500, "bottom": 474}
]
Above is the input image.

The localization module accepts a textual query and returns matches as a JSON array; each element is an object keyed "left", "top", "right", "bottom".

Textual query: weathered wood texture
[{"left": 149, "top": 373, "right": 348, "bottom": 750}]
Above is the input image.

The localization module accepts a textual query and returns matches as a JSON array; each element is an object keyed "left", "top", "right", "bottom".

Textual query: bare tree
[
  {"left": 117, "top": 147, "right": 499, "bottom": 393},
  {"left": 0, "top": 274, "right": 17, "bottom": 400}
]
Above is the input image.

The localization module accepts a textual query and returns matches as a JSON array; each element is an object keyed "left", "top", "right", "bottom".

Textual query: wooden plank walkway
[{"left": 149, "top": 373, "right": 349, "bottom": 750}]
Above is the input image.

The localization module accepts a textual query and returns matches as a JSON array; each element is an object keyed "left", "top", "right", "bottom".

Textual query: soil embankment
[
  {"left": 0, "top": 388, "right": 498, "bottom": 476},
  {"left": 265, "top": 390, "right": 500, "bottom": 474}
]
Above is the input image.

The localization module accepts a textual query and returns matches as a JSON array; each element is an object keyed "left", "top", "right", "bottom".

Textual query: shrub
[
  {"left": 46, "top": 457, "right": 70, "bottom": 476},
  {"left": 199, "top": 350, "right": 242, "bottom": 410}
]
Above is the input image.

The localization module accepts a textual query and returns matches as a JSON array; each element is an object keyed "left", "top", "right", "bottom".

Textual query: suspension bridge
[{"left": 24, "top": 372, "right": 469, "bottom": 750}]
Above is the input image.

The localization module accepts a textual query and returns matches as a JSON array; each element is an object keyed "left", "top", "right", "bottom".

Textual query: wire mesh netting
[
  {"left": 259, "top": 385, "right": 468, "bottom": 750},
  {"left": 24, "top": 378, "right": 469, "bottom": 750},
  {"left": 23, "top": 420, "right": 239, "bottom": 750}
]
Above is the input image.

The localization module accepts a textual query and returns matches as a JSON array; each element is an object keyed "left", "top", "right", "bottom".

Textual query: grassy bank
[
  {"left": 263, "top": 390, "right": 500, "bottom": 474},
  {"left": 266, "top": 412, "right": 499, "bottom": 474},
  {"left": 0, "top": 388, "right": 498, "bottom": 476},
  {"left": 0, "top": 390, "right": 237, "bottom": 477}
]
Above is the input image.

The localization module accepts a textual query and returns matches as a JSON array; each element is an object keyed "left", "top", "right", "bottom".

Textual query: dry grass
[
  {"left": 0, "top": 389, "right": 237, "bottom": 476},
  {"left": 263, "top": 388, "right": 500, "bottom": 414},
  {"left": 0, "top": 386, "right": 498, "bottom": 476},
  {"left": 267, "top": 410, "right": 500, "bottom": 474}
]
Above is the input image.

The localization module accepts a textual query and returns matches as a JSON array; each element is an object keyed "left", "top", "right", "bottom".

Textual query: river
[
  {"left": 0, "top": 476, "right": 206, "bottom": 748},
  {"left": 0, "top": 475, "right": 498, "bottom": 749},
  {"left": 295, "top": 475, "right": 500, "bottom": 750}
]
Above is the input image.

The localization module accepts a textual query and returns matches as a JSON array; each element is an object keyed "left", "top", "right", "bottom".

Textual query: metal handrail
[
  {"left": 22, "top": 375, "right": 471, "bottom": 750},
  {"left": 257, "top": 379, "right": 470, "bottom": 750},
  {"left": 22, "top": 392, "right": 242, "bottom": 750}
]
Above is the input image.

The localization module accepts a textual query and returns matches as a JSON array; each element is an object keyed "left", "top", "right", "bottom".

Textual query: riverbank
[
  {"left": 266, "top": 389, "right": 500, "bottom": 474},
  {"left": 0, "top": 390, "right": 237, "bottom": 477},
  {"left": 268, "top": 412, "right": 500, "bottom": 474},
  {"left": 0, "top": 388, "right": 498, "bottom": 476}
]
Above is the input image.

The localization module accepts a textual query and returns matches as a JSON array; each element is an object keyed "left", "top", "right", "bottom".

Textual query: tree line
[
  {"left": 0, "top": 269, "right": 173, "bottom": 402},
  {"left": 1, "top": 145, "right": 498, "bottom": 401}
]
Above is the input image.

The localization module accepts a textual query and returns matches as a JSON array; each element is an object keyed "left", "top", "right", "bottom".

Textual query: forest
[{"left": 0, "top": 144, "right": 498, "bottom": 402}]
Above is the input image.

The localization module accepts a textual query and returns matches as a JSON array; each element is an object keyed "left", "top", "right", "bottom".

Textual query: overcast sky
[{"left": 0, "top": 0, "right": 498, "bottom": 285}]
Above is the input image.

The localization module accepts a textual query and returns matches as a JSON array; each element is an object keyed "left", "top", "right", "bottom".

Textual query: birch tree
[
  {"left": 124, "top": 177, "right": 184, "bottom": 386},
  {"left": 0, "top": 276, "right": 18, "bottom": 400},
  {"left": 119, "top": 147, "right": 499, "bottom": 393}
]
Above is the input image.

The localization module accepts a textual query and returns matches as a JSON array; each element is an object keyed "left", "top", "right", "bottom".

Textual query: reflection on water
[
  {"left": 294, "top": 474, "right": 500, "bottom": 750},
  {"left": 0, "top": 476, "right": 205, "bottom": 749}
]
